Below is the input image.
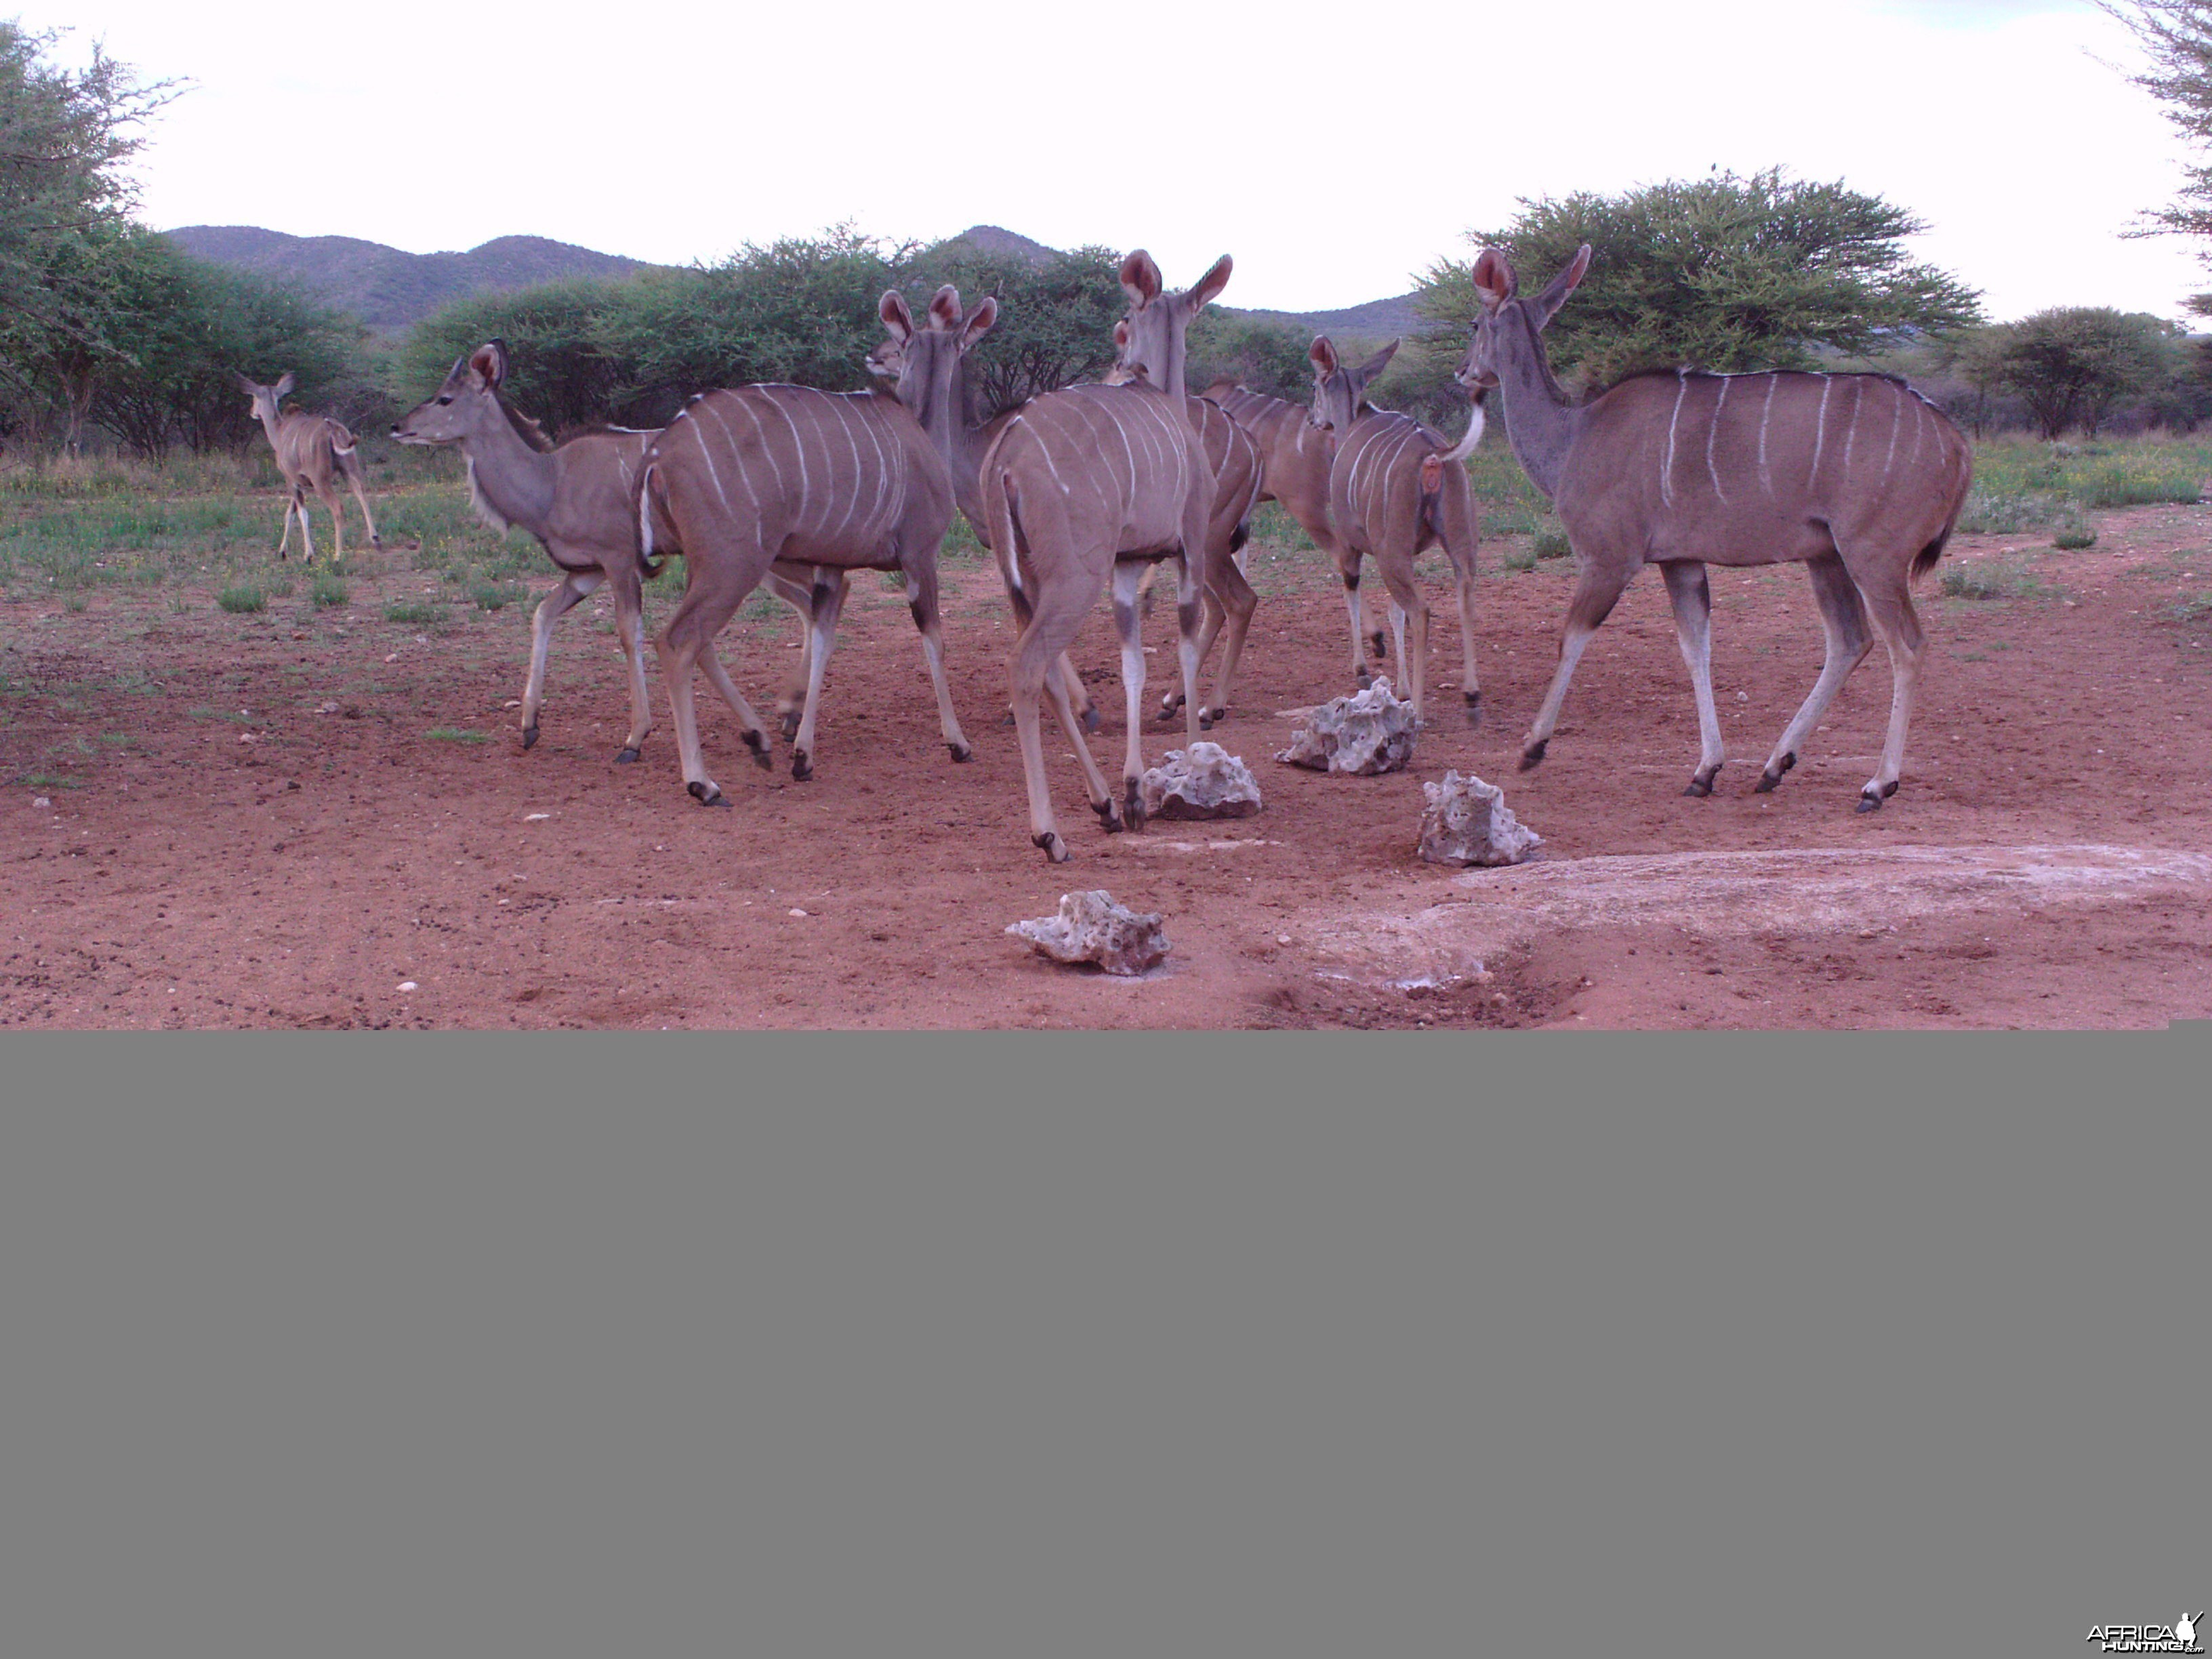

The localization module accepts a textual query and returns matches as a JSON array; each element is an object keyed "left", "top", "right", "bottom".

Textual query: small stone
[
  {"left": 1276, "top": 677, "right": 1416, "bottom": 775},
  {"left": 524, "top": 813, "right": 551, "bottom": 822},
  {"left": 1008, "top": 890, "right": 1169, "bottom": 977},
  {"left": 504, "top": 699, "right": 522, "bottom": 710},
  {"left": 317, "top": 701, "right": 340, "bottom": 714},
  {"left": 396, "top": 981, "right": 417, "bottom": 994},
  {"left": 1417, "top": 771, "right": 1544, "bottom": 867},
  {"left": 384, "top": 652, "right": 398, "bottom": 663},
  {"left": 1141, "top": 741, "right": 1262, "bottom": 820},
  {"left": 788, "top": 907, "right": 810, "bottom": 918},
  {"left": 32, "top": 796, "right": 51, "bottom": 808}
]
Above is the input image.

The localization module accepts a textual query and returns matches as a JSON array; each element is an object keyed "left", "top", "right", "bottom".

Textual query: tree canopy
[{"left": 1416, "top": 167, "right": 1983, "bottom": 390}]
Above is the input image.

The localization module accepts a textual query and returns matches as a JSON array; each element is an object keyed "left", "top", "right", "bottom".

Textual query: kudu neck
[
  {"left": 1494, "top": 307, "right": 1582, "bottom": 504},
  {"left": 463, "top": 400, "right": 558, "bottom": 530},
  {"left": 910, "top": 368, "right": 989, "bottom": 528}
]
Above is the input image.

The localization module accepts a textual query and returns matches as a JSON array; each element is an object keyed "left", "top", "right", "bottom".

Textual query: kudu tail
[
  {"left": 1418, "top": 400, "right": 1487, "bottom": 493},
  {"left": 636, "top": 462, "right": 671, "bottom": 579},
  {"left": 987, "top": 475, "right": 1033, "bottom": 623}
]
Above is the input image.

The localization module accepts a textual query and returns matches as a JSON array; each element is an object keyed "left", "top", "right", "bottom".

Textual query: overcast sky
[{"left": 20, "top": 0, "right": 2207, "bottom": 321}]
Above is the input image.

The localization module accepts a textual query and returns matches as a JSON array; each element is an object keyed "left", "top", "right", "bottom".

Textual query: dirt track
[{"left": 5, "top": 505, "right": 2211, "bottom": 1028}]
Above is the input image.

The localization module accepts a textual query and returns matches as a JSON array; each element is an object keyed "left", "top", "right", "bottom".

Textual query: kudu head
[
  {"left": 392, "top": 340, "right": 546, "bottom": 450},
  {"left": 1305, "top": 337, "right": 1399, "bottom": 433},
  {"left": 230, "top": 370, "right": 296, "bottom": 427},
  {"left": 1454, "top": 243, "right": 1591, "bottom": 392},
  {"left": 869, "top": 285, "right": 996, "bottom": 430},
  {"left": 1112, "top": 249, "right": 1232, "bottom": 401}
]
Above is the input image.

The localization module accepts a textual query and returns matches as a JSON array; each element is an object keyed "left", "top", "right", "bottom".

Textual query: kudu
[
  {"left": 393, "top": 342, "right": 850, "bottom": 762},
  {"left": 232, "top": 371, "right": 383, "bottom": 564},
  {"left": 1201, "top": 381, "right": 1382, "bottom": 689},
  {"left": 1103, "top": 321, "right": 1267, "bottom": 726},
  {"left": 635, "top": 323, "right": 982, "bottom": 806},
  {"left": 1456, "top": 245, "right": 1973, "bottom": 809},
  {"left": 1306, "top": 336, "right": 1486, "bottom": 722},
  {"left": 977, "top": 249, "right": 1228, "bottom": 861}
]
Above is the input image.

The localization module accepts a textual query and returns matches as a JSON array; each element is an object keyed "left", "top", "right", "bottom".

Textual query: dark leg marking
[
  {"left": 743, "top": 729, "right": 773, "bottom": 769},
  {"left": 1124, "top": 778, "right": 1145, "bottom": 833},
  {"left": 521, "top": 724, "right": 539, "bottom": 750},
  {"left": 615, "top": 747, "right": 641, "bottom": 764},
  {"left": 948, "top": 741, "right": 972, "bottom": 763},
  {"left": 791, "top": 751, "right": 812, "bottom": 783},
  {"left": 687, "top": 781, "right": 729, "bottom": 808},
  {"left": 1683, "top": 762, "right": 1721, "bottom": 798},
  {"left": 1034, "top": 831, "right": 1069, "bottom": 862},
  {"left": 1091, "top": 796, "right": 1124, "bottom": 834},
  {"left": 1755, "top": 752, "right": 1797, "bottom": 793},
  {"left": 1519, "top": 739, "right": 1548, "bottom": 771}
]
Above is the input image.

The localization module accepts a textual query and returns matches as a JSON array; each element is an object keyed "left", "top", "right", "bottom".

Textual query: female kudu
[
  {"left": 1456, "top": 245, "right": 1973, "bottom": 808},
  {"left": 234, "top": 371, "right": 383, "bottom": 565},
  {"left": 979, "top": 249, "right": 1228, "bottom": 861},
  {"left": 1306, "top": 336, "right": 1486, "bottom": 722}
]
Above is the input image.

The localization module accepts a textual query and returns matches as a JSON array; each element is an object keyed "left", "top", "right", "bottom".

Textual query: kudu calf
[
  {"left": 1456, "top": 246, "right": 1973, "bottom": 809},
  {"left": 1306, "top": 337, "right": 1486, "bottom": 722},
  {"left": 1103, "top": 322, "right": 1266, "bottom": 726},
  {"left": 233, "top": 371, "right": 383, "bottom": 564},
  {"left": 394, "top": 342, "right": 840, "bottom": 762},
  {"left": 635, "top": 329, "right": 981, "bottom": 806},
  {"left": 978, "top": 249, "right": 1228, "bottom": 861}
]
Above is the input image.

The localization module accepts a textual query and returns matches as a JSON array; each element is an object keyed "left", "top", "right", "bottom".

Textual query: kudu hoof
[
  {"left": 779, "top": 711, "right": 800, "bottom": 741},
  {"left": 615, "top": 747, "right": 641, "bottom": 764},
  {"left": 687, "top": 781, "right": 730, "bottom": 808},
  {"left": 1002, "top": 710, "right": 1017, "bottom": 728},
  {"left": 791, "top": 753, "right": 813, "bottom": 783},
  {"left": 1080, "top": 705, "right": 1103, "bottom": 736},
  {"left": 1033, "top": 832, "right": 1070, "bottom": 863},
  {"left": 1197, "top": 711, "right": 1214, "bottom": 732},
  {"left": 949, "top": 742, "right": 973, "bottom": 764},
  {"left": 1756, "top": 754, "right": 1797, "bottom": 792},
  {"left": 1519, "top": 740, "right": 1548, "bottom": 771},
  {"left": 1355, "top": 666, "right": 1373, "bottom": 687},
  {"left": 743, "top": 731, "right": 773, "bottom": 770},
  {"left": 1092, "top": 796, "right": 1125, "bottom": 834},
  {"left": 521, "top": 724, "right": 539, "bottom": 751},
  {"left": 1683, "top": 768, "right": 1719, "bottom": 798},
  {"left": 1123, "top": 781, "right": 1146, "bottom": 834},
  {"left": 1855, "top": 792, "right": 1883, "bottom": 813}
]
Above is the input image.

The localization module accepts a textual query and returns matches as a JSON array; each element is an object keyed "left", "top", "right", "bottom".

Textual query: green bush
[
  {"left": 1534, "top": 527, "right": 1572, "bottom": 560},
  {"left": 384, "top": 600, "right": 441, "bottom": 625},
  {"left": 426, "top": 727, "right": 490, "bottom": 743},
  {"left": 217, "top": 586, "right": 266, "bottom": 613},
  {"left": 1500, "top": 544, "right": 1538, "bottom": 572},
  {"left": 311, "top": 573, "right": 349, "bottom": 608},
  {"left": 470, "top": 581, "right": 527, "bottom": 612},
  {"left": 2053, "top": 525, "right": 2097, "bottom": 551},
  {"left": 1957, "top": 487, "right": 2068, "bottom": 535},
  {"left": 2074, "top": 462, "right": 2201, "bottom": 508},
  {"left": 1940, "top": 559, "right": 2054, "bottom": 600}
]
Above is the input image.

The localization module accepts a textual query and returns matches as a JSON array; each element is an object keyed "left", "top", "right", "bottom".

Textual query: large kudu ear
[
  {"left": 926, "top": 284, "right": 962, "bottom": 332},
  {"left": 1532, "top": 244, "right": 1591, "bottom": 329},
  {"left": 1309, "top": 336, "right": 1338, "bottom": 377},
  {"left": 272, "top": 371, "right": 297, "bottom": 400},
  {"left": 1181, "top": 253, "right": 1232, "bottom": 315},
  {"left": 1120, "top": 249, "right": 1163, "bottom": 308},
  {"left": 1354, "top": 338, "right": 1400, "bottom": 389},
  {"left": 230, "top": 370, "right": 261, "bottom": 396},
  {"left": 958, "top": 295, "right": 998, "bottom": 352},
  {"left": 880, "top": 289, "right": 917, "bottom": 343},
  {"left": 468, "top": 341, "right": 508, "bottom": 388},
  {"left": 1471, "top": 249, "right": 1515, "bottom": 314}
]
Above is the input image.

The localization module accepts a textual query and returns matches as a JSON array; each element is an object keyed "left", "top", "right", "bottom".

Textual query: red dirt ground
[{"left": 5, "top": 506, "right": 2211, "bottom": 1027}]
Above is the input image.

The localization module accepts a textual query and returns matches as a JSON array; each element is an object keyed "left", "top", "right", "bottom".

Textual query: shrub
[
  {"left": 384, "top": 600, "right": 441, "bottom": 624},
  {"left": 217, "top": 586, "right": 266, "bottom": 613},
  {"left": 2074, "top": 461, "right": 2202, "bottom": 508},
  {"left": 1956, "top": 487, "right": 2067, "bottom": 535},
  {"left": 1534, "top": 527, "right": 1572, "bottom": 560},
  {"left": 470, "top": 581, "right": 527, "bottom": 611},
  {"left": 1500, "top": 544, "right": 1538, "bottom": 572},
  {"left": 425, "top": 727, "right": 490, "bottom": 743},
  {"left": 2053, "top": 525, "right": 2097, "bottom": 550},
  {"left": 311, "top": 573, "right": 349, "bottom": 607},
  {"left": 1940, "top": 559, "right": 2053, "bottom": 600}
]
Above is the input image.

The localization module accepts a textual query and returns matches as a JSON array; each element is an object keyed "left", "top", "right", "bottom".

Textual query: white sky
[{"left": 20, "top": 0, "right": 2209, "bottom": 322}]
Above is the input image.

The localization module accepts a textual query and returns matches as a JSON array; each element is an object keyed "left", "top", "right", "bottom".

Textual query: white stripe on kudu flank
[
  {"left": 1706, "top": 377, "right": 1730, "bottom": 505},
  {"left": 1661, "top": 373, "right": 1689, "bottom": 508},
  {"left": 824, "top": 399, "right": 862, "bottom": 541},
  {"left": 773, "top": 398, "right": 813, "bottom": 531},
  {"left": 738, "top": 397, "right": 787, "bottom": 500},
  {"left": 1841, "top": 379, "right": 1865, "bottom": 474},
  {"left": 1879, "top": 387, "right": 1902, "bottom": 490},
  {"left": 1809, "top": 375, "right": 1834, "bottom": 487}
]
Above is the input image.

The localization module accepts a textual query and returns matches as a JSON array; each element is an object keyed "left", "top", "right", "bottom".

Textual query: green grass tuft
[
  {"left": 311, "top": 574, "right": 349, "bottom": 608},
  {"left": 426, "top": 727, "right": 491, "bottom": 743},
  {"left": 1500, "top": 544, "right": 1538, "bottom": 572},
  {"left": 216, "top": 586, "right": 266, "bottom": 614},
  {"left": 384, "top": 600, "right": 441, "bottom": 625},
  {"left": 470, "top": 581, "right": 527, "bottom": 612},
  {"left": 2052, "top": 525, "right": 2097, "bottom": 551},
  {"left": 1940, "top": 558, "right": 2057, "bottom": 601},
  {"left": 1533, "top": 527, "right": 1572, "bottom": 560}
]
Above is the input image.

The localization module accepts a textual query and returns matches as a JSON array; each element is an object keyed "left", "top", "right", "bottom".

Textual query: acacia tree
[
  {"left": 1982, "top": 308, "right": 2174, "bottom": 438},
  {"left": 1417, "top": 167, "right": 1982, "bottom": 390}
]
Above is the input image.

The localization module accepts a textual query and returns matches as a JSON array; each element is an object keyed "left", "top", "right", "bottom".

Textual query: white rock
[
  {"left": 1276, "top": 677, "right": 1416, "bottom": 775},
  {"left": 1141, "top": 741, "right": 1262, "bottom": 820},
  {"left": 32, "top": 796, "right": 51, "bottom": 808},
  {"left": 1418, "top": 771, "right": 1544, "bottom": 867},
  {"left": 1007, "top": 890, "right": 1169, "bottom": 977},
  {"left": 396, "top": 981, "right": 417, "bottom": 994}
]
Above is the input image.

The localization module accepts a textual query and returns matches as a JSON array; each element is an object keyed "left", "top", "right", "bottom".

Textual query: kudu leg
[
  {"left": 1843, "top": 560, "right": 1927, "bottom": 811},
  {"left": 295, "top": 491, "right": 316, "bottom": 565},
  {"left": 1661, "top": 561, "right": 1727, "bottom": 796},
  {"left": 902, "top": 564, "right": 973, "bottom": 764},
  {"left": 344, "top": 466, "right": 384, "bottom": 551},
  {"left": 1198, "top": 552, "right": 1258, "bottom": 729},
  {"left": 609, "top": 566, "right": 655, "bottom": 760},
  {"left": 790, "top": 574, "right": 849, "bottom": 782},
  {"left": 1757, "top": 553, "right": 1873, "bottom": 794},
  {"left": 1174, "top": 552, "right": 1205, "bottom": 750},
  {"left": 1007, "top": 573, "right": 1117, "bottom": 860},
  {"left": 520, "top": 571, "right": 600, "bottom": 751},
  {"left": 1111, "top": 562, "right": 1150, "bottom": 830},
  {"left": 694, "top": 643, "right": 773, "bottom": 769},
  {"left": 764, "top": 567, "right": 817, "bottom": 739},
  {"left": 1521, "top": 562, "right": 1636, "bottom": 770},
  {"left": 656, "top": 570, "right": 770, "bottom": 808}
]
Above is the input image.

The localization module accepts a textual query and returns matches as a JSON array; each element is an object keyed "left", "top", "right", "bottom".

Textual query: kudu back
[
  {"left": 1306, "top": 336, "right": 1486, "bottom": 720},
  {"left": 978, "top": 249, "right": 1229, "bottom": 861},
  {"left": 1457, "top": 245, "right": 1972, "bottom": 808},
  {"left": 233, "top": 371, "right": 382, "bottom": 564}
]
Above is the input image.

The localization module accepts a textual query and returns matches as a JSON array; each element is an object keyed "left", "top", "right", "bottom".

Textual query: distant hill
[
  {"left": 163, "top": 226, "right": 665, "bottom": 331},
  {"left": 165, "top": 221, "right": 1418, "bottom": 341}
]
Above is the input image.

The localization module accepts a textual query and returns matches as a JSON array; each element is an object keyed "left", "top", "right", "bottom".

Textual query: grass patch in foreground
[
  {"left": 426, "top": 727, "right": 490, "bottom": 743},
  {"left": 23, "top": 772, "right": 85, "bottom": 789},
  {"left": 1940, "top": 558, "right": 2060, "bottom": 601},
  {"left": 311, "top": 574, "right": 349, "bottom": 608},
  {"left": 216, "top": 586, "right": 266, "bottom": 614},
  {"left": 384, "top": 600, "right": 441, "bottom": 625}
]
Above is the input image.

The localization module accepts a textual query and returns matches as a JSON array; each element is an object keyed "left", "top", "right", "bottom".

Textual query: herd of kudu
[{"left": 243, "top": 243, "right": 1971, "bottom": 861}]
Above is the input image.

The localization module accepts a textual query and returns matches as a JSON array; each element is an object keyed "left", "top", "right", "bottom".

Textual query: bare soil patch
[{"left": 5, "top": 506, "right": 2211, "bottom": 1027}]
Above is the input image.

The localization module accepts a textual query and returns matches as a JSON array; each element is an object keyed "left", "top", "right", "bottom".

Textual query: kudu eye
[{"left": 436, "top": 395, "right": 453, "bottom": 405}]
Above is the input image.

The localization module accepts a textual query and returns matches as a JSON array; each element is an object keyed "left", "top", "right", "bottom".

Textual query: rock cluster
[
  {"left": 1417, "top": 771, "right": 1544, "bottom": 867},
  {"left": 1276, "top": 678, "right": 1416, "bottom": 775},
  {"left": 1141, "top": 741, "right": 1263, "bottom": 821},
  {"left": 1006, "top": 890, "right": 1170, "bottom": 977}
]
